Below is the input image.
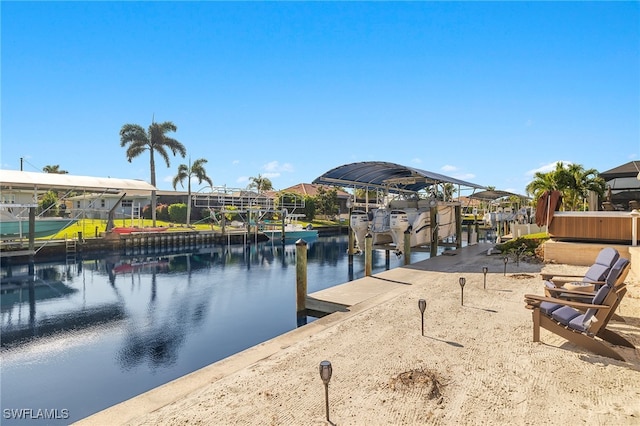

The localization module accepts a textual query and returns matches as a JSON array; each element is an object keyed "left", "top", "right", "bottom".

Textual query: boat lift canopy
[
  {"left": 0, "top": 170, "right": 157, "bottom": 193},
  {"left": 312, "top": 161, "right": 485, "bottom": 194},
  {"left": 468, "top": 189, "right": 531, "bottom": 202}
]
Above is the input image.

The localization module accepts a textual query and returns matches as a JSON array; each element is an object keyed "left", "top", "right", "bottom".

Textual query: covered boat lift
[
  {"left": 0, "top": 170, "right": 157, "bottom": 258},
  {"left": 313, "top": 161, "right": 486, "bottom": 257},
  {"left": 312, "top": 161, "right": 484, "bottom": 196}
]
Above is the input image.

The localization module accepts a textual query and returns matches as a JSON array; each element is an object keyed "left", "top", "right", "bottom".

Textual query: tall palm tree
[
  {"left": 42, "top": 165, "right": 68, "bottom": 174},
  {"left": 248, "top": 174, "right": 273, "bottom": 193},
  {"left": 120, "top": 120, "right": 186, "bottom": 225},
  {"left": 172, "top": 158, "right": 213, "bottom": 226}
]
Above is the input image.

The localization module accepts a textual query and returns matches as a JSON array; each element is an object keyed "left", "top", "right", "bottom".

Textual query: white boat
[
  {"left": 349, "top": 210, "right": 370, "bottom": 253},
  {"left": 0, "top": 208, "right": 78, "bottom": 240},
  {"left": 262, "top": 223, "right": 318, "bottom": 242},
  {"left": 388, "top": 201, "right": 457, "bottom": 254},
  {"left": 349, "top": 199, "right": 458, "bottom": 255}
]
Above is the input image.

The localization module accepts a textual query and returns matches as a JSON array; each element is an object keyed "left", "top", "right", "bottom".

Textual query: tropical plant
[
  {"left": 563, "top": 163, "right": 605, "bottom": 211},
  {"left": 248, "top": 174, "right": 273, "bottom": 192},
  {"left": 42, "top": 165, "right": 68, "bottom": 174},
  {"left": 172, "top": 158, "right": 213, "bottom": 225},
  {"left": 526, "top": 162, "right": 605, "bottom": 211},
  {"left": 120, "top": 120, "right": 186, "bottom": 225}
]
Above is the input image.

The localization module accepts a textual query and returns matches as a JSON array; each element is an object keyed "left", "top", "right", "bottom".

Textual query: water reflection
[{"left": 0, "top": 235, "right": 429, "bottom": 424}]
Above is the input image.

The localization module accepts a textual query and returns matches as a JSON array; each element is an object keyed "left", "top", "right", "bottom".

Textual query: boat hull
[
  {"left": 263, "top": 229, "right": 319, "bottom": 241},
  {"left": 111, "top": 227, "right": 169, "bottom": 235},
  {"left": 0, "top": 218, "right": 78, "bottom": 239}
]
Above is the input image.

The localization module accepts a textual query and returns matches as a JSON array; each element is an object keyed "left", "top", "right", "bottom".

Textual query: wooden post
[
  {"left": 403, "top": 229, "right": 411, "bottom": 265},
  {"left": 28, "top": 206, "right": 36, "bottom": 253},
  {"left": 296, "top": 239, "right": 308, "bottom": 313},
  {"left": 281, "top": 210, "right": 286, "bottom": 244},
  {"left": 455, "top": 204, "right": 462, "bottom": 249},
  {"left": 365, "top": 233, "right": 373, "bottom": 276},
  {"left": 430, "top": 206, "right": 438, "bottom": 258},
  {"left": 347, "top": 208, "right": 354, "bottom": 256}
]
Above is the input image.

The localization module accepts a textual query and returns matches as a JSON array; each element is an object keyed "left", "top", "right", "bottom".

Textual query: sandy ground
[{"left": 85, "top": 250, "right": 640, "bottom": 426}]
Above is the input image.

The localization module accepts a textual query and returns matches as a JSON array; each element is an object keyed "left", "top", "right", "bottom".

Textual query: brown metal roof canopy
[{"left": 312, "top": 161, "right": 485, "bottom": 194}]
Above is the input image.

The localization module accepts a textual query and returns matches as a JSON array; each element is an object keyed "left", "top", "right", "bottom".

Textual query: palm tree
[
  {"left": 172, "top": 158, "right": 213, "bottom": 226},
  {"left": 120, "top": 120, "right": 186, "bottom": 225},
  {"left": 526, "top": 162, "right": 605, "bottom": 211},
  {"left": 564, "top": 164, "right": 605, "bottom": 211},
  {"left": 248, "top": 174, "right": 273, "bottom": 193},
  {"left": 526, "top": 162, "right": 566, "bottom": 200},
  {"left": 43, "top": 165, "right": 68, "bottom": 174}
]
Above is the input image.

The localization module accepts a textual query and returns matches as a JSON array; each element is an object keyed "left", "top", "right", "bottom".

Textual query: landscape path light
[
  {"left": 482, "top": 266, "right": 488, "bottom": 289},
  {"left": 418, "top": 298, "right": 427, "bottom": 336},
  {"left": 459, "top": 277, "right": 466, "bottom": 306},
  {"left": 503, "top": 256, "right": 509, "bottom": 276},
  {"left": 319, "top": 360, "right": 333, "bottom": 422}
]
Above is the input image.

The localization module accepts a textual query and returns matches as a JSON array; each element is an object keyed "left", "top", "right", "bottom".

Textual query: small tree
[
  {"left": 316, "top": 186, "right": 338, "bottom": 219},
  {"left": 39, "top": 191, "right": 59, "bottom": 217},
  {"left": 248, "top": 174, "right": 273, "bottom": 192},
  {"left": 303, "top": 196, "right": 316, "bottom": 221},
  {"left": 172, "top": 158, "right": 213, "bottom": 226}
]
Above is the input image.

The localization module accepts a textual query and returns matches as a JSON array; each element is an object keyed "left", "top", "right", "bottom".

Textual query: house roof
[
  {"left": 312, "top": 161, "right": 485, "bottom": 194},
  {"left": 280, "top": 183, "right": 351, "bottom": 197},
  {"left": 0, "top": 170, "right": 157, "bottom": 192},
  {"left": 599, "top": 161, "right": 640, "bottom": 180}
]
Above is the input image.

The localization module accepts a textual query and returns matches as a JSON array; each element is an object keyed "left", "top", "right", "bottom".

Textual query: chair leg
[{"left": 533, "top": 309, "right": 541, "bottom": 342}]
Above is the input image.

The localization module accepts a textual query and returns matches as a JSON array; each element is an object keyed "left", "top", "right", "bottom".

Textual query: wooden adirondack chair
[
  {"left": 540, "top": 247, "right": 619, "bottom": 291},
  {"left": 524, "top": 260, "right": 634, "bottom": 361}
]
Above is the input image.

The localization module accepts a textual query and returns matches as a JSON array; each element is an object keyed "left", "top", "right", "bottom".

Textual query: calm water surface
[{"left": 0, "top": 235, "right": 431, "bottom": 424}]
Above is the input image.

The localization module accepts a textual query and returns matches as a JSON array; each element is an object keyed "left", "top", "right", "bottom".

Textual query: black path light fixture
[
  {"left": 482, "top": 266, "right": 489, "bottom": 289},
  {"left": 319, "top": 360, "right": 333, "bottom": 422},
  {"left": 459, "top": 277, "right": 466, "bottom": 306},
  {"left": 503, "top": 256, "right": 509, "bottom": 276},
  {"left": 418, "top": 298, "right": 427, "bottom": 336}
]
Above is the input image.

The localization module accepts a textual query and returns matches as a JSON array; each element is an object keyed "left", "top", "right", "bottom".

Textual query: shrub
[{"left": 168, "top": 203, "right": 187, "bottom": 223}]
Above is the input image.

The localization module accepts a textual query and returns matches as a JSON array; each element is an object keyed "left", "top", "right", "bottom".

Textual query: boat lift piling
[
  {"left": 295, "top": 238, "right": 308, "bottom": 317},
  {"left": 403, "top": 229, "right": 411, "bottom": 265},
  {"left": 365, "top": 233, "right": 373, "bottom": 276}
]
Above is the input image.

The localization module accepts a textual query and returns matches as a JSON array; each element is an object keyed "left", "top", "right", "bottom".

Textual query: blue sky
[{"left": 2, "top": 1, "right": 639, "bottom": 196}]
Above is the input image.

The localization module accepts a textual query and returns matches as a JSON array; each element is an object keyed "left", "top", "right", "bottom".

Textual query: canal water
[{"left": 0, "top": 235, "right": 431, "bottom": 424}]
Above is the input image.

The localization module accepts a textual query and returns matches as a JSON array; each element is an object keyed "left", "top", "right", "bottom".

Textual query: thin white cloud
[
  {"left": 526, "top": 160, "right": 572, "bottom": 177},
  {"left": 263, "top": 161, "right": 294, "bottom": 173},
  {"left": 236, "top": 176, "right": 249, "bottom": 184},
  {"left": 262, "top": 172, "right": 280, "bottom": 179},
  {"left": 441, "top": 165, "right": 457, "bottom": 172},
  {"left": 410, "top": 158, "right": 422, "bottom": 164},
  {"left": 232, "top": 160, "right": 240, "bottom": 165}
]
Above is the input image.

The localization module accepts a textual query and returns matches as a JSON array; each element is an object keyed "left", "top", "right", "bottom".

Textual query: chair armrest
[
  {"left": 540, "top": 273, "right": 587, "bottom": 280},
  {"left": 545, "top": 287, "right": 595, "bottom": 297},
  {"left": 524, "top": 294, "right": 611, "bottom": 311}
]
